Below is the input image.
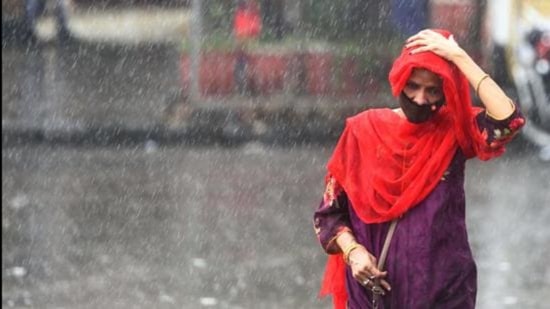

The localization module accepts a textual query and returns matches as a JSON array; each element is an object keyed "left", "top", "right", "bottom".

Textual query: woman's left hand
[{"left": 405, "top": 29, "right": 465, "bottom": 62}]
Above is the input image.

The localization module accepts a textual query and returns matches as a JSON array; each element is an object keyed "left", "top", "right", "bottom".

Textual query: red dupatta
[{"left": 320, "top": 29, "right": 504, "bottom": 309}]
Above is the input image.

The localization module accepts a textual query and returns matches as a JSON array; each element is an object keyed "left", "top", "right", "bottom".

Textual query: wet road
[
  {"left": 2, "top": 143, "right": 332, "bottom": 308},
  {"left": 2, "top": 43, "right": 182, "bottom": 130},
  {"left": 2, "top": 41, "right": 550, "bottom": 308},
  {"left": 2, "top": 141, "right": 549, "bottom": 308}
]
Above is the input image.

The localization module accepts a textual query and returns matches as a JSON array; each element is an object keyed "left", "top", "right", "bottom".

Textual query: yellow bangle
[
  {"left": 475, "top": 74, "right": 490, "bottom": 98},
  {"left": 342, "top": 242, "right": 363, "bottom": 264}
]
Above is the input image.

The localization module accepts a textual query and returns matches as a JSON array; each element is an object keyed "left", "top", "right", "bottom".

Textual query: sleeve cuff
[
  {"left": 485, "top": 99, "right": 517, "bottom": 122},
  {"left": 326, "top": 227, "right": 352, "bottom": 254}
]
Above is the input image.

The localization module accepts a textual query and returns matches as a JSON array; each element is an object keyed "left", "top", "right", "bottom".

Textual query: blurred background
[{"left": 2, "top": 0, "right": 549, "bottom": 308}]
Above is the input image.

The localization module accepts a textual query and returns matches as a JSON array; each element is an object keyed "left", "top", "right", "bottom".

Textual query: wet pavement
[
  {"left": 2, "top": 43, "right": 182, "bottom": 131},
  {"left": 2, "top": 29, "right": 550, "bottom": 308},
  {"left": 2, "top": 143, "right": 334, "bottom": 308}
]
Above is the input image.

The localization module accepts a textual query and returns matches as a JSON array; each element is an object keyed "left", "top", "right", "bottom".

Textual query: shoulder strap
[
  {"left": 371, "top": 219, "right": 398, "bottom": 308},
  {"left": 377, "top": 219, "right": 398, "bottom": 271}
]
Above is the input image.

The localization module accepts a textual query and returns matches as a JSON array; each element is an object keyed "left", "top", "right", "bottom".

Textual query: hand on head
[{"left": 405, "top": 29, "right": 465, "bottom": 61}]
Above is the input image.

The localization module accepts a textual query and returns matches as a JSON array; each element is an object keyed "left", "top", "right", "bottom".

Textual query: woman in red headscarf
[{"left": 313, "top": 29, "right": 525, "bottom": 308}]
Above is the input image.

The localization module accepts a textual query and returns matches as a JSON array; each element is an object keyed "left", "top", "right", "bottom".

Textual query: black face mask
[{"left": 398, "top": 92, "right": 444, "bottom": 124}]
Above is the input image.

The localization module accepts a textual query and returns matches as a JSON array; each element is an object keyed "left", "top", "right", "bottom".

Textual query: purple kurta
[{"left": 314, "top": 108, "right": 525, "bottom": 308}]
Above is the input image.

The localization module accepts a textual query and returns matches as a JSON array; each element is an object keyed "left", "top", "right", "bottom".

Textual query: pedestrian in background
[
  {"left": 233, "top": 0, "right": 262, "bottom": 94},
  {"left": 314, "top": 29, "right": 525, "bottom": 308},
  {"left": 24, "top": 0, "right": 73, "bottom": 43}
]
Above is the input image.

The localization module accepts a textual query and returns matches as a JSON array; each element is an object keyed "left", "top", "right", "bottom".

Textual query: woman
[{"left": 313, "top": 29, "right": 525, "bottom": 308}]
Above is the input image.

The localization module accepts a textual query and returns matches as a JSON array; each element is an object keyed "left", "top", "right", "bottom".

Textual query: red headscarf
[{"left": 320, "top": 29, "right": 504, "bottom": 309}]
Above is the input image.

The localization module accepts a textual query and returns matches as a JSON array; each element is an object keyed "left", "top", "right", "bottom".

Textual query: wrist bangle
[
  {"left": 342, "top": 242, "right": 363, "bottom": 264},
  {"left": 475, "top": 74, "right": 490, "bottom": 98}
]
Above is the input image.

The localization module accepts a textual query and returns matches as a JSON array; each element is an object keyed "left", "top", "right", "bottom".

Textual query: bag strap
[
  {"left": 372, "top": 218, "right": 398, "bottom": 308},
  {"left": 377, "top": 218, "right": 398, "bottom": 271}
]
